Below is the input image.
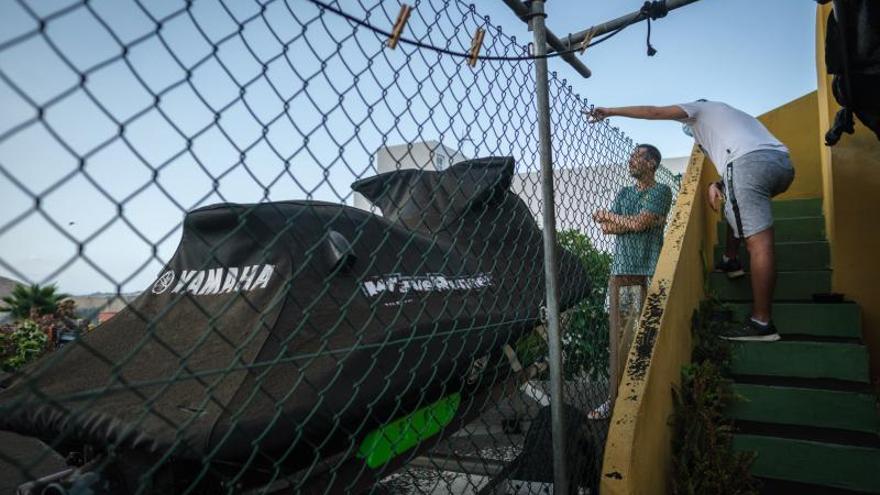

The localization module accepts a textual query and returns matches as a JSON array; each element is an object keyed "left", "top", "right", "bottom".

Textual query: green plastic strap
[{"left": 357, "top": 392, "right": 461, "bottom": 468}]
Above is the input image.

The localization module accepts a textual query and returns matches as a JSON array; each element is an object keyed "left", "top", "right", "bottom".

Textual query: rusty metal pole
[{"left": 530, "top": 0, "right": 568, "bottom": 493}]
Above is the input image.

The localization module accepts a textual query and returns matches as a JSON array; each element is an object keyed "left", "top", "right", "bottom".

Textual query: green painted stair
[
  {"left": 713, "top": 198, "right": 880, "bottom": 493},
  {"left": 768, "top": 198, "right": 823, "bottom": 218},
  {"left": 730, "top": 341, "right": 870, "bottom": 382},
  {"left": 710, "top": 270, "right": 831, "bottom": 301},
  {"left": 729, "top": 384, "right": 878, "bottom": 434},
  {"left": 713, "top": 241, "right": 830, "bottom": 271},
  {"left": 717, "top": 216, "right": 826, "bottom": 243},
  {"left": 733, "top": 435, "right": 880, "bottom": 494},
  {"left": 726, "top": 302, "right": 860, "bottom": 338}
]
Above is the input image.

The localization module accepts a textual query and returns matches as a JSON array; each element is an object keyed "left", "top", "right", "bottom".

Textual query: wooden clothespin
[
  {"left": 387, "top": 4, "right": 412, "bottom": 50},
  {"left": 579, "top": 27, "right": 596, "bottom": 54},
  {"left": 467, "top": 27, "right": 486, "bottom": 67},
  {"left": 502, "top": 344, "right": 523, "bottom": 373}
]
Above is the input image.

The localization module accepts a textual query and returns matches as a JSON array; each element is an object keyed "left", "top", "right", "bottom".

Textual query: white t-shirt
[{"left": 676, "top": 100, "right": 788, "bottom": 174}]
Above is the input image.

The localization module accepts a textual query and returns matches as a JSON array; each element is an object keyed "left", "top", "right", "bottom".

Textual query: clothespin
[
  {"left": 502, "top": 344, "right": 523, "bottom": 373},
  {"left": 467, "top": 27, "right": 486, "bottom": 67},
  {"left": 579, "top": 27, "right": 596, "bottom": 54},
  {"left": 387, "top": 4, "right": 411, "bottom": 50}
]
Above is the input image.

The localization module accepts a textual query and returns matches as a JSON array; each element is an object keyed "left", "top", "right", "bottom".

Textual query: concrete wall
[
  {"left": 758, "top": 91, "right": 823, "bottom": 200},
  {"left": 816, "top": 4, "right": 880, "bottom": 382},
  {"left": 352, "top": 141, "right": 466, "bottom": 210},
  {"left": 659, "top": 156, "right": 689, "bottom": 176},
  {"left": 600, "top": 149, "right": 710, "bottom": 494},
  {"left": 510, "top": 164, "right": 678, "bottom": 252}
]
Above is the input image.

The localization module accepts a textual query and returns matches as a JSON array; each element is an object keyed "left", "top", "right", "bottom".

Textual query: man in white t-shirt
[{"left": 588, "top": 100, "right": 795, "bottom": 342}]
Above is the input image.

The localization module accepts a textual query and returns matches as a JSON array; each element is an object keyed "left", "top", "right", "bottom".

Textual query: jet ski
[{"left": 0, "top": 156, "right": 590, "bottom": 494}]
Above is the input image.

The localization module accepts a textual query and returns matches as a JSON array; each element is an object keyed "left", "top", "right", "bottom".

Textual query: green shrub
[
  {"left": 670, "top": 299, "right": 759, "bottom": 495},
  {"left": 0, "top": 319, "right": 49, "bottom": 372},
  {"left": 0, "top": 298, "right": 83, "bottom": 373},
  {"left": 557, "top": 229, "right": 612, "bottom": 381},
  {"left": 513, "top": 329, "right": 548, "bottom": 369}
]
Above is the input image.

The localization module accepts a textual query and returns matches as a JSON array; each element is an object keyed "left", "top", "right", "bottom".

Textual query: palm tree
[{"left": 0, "top": 283, "right": 70, "bottom": 320}]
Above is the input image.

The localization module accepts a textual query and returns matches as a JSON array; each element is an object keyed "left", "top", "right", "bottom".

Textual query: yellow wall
[
  {"left": 816, "top": 5, "right": 880, "bottom": 381},
  {"left": 758, "top": 92, "right": 823, "bottom": 200},
  {"left": 817, "top": 6, "right": 837, "bottom": 257},
  {"left": 700, "top": 161, "right": 721, "bottom": 272},
  {"left": 601, "top": 149, "right": 710, "bottom": 494}
]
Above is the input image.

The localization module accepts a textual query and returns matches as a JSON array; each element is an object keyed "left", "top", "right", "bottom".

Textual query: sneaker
[
  {"left": 719, "top": 319, "right": 780, "bottom": 342},
  {"left": 714, "top": 257, "right": 745, "bottom": 279}
]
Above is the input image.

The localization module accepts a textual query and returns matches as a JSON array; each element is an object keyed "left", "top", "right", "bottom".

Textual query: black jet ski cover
[
  {"left": 823, "top": 0, "right": 880, "bottom": 142},
  {"left": 0, "top": 156, "right": 589, "bottom": 472}
]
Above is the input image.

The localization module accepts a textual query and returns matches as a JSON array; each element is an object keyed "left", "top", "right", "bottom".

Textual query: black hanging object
[
  {"left": 640, "top": 1, "right": 668, "bottom": 57},
  {"left": 646, "top": 24, "right": 658, "bottom": 57},
  {"left": 825, "top": 108, "right": 855, "bottom": 146}
]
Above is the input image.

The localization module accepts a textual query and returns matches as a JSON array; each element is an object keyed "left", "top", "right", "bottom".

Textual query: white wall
[
  {"left": 511, "top": 164, "right": 680, "bottom": 253},
  {"left": 352, "top": 141, "right": 467, "bottom": 211},
  {"left": 659, "top": 156, "right": 688, "bottom": 176}
]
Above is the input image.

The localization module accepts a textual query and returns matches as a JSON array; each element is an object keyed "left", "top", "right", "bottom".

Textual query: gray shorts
[{"left": 724, "top": 149, "right": 795, "bottom": 238}]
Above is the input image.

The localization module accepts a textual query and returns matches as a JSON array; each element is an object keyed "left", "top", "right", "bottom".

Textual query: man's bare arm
[
  {"left": 600, "top": 221, "right": 627, "bottom": 235},
  {"left": 602, "top": 211, "right": 664, "bottom": 233},
  {"left": 589, "top": 105, "right": 687, "bottom": 122}
]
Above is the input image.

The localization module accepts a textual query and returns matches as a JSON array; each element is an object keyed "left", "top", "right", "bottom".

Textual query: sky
[
  {"left": 473, "top": 0, "right": 820, "bottom": 159},
  {"left": 0, "top": 0, "right": 821, "bottom": 295}
]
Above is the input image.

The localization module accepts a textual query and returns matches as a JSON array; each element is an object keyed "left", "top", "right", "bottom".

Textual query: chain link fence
[{"left": 0, "top": 1, "right": 679, "bottom": 493}]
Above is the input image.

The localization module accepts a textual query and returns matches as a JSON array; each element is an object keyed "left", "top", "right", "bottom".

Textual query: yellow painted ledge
[{"left": 600, "top": 148, "right": 710, "bottom": 495}]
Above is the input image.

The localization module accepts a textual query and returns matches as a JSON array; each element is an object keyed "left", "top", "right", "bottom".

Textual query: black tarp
[
  {"left": 0, "top": 157, "right": 589, "bottom": 475},
  {"left": 822, "top": 0, "right": 880, "bottom": 143}
]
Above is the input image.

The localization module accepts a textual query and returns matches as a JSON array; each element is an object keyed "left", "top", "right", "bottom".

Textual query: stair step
[
  {"left": 710, "top": 270, "right": 831, "bottom": 301},
  {"left": 728, "top": 384, "right": 878, "bottom": 434},
  {"left": 717, "top": 216, "right": 826, "bottom": 243},
  {"left": 726, "top": 303, "right": 861, "bottom": 338},
  {"left": 713, "top": 241, "right": 830, "bottom": 271},
  {"left": 730, "top": 341, "right": 870, "bottom": 383},
  {"left": 771, "top": 198, "right": 823, "bottom": 219},
  {"left": 757, "top": 477, "right": 875, "bottom": 495},
  {"left": 733, "top": 434, "right": 880, "bottom": 493}
]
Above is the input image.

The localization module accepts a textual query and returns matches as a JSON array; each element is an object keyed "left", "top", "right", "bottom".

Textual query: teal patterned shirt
[{"left": 610, "top": 184, "right": 673, "bottom": 276}]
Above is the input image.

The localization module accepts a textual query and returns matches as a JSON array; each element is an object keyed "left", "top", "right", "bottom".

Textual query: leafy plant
[
  {"left": 670, "top": 298, "right": 759, "bottom": 495},
  {"left": 557, "top": 229, "right": 612, "bottom": 381},
  {"left": 0, "top": 319, "right": 49, "bottom": 372},
  {"left": 0, "top": 298, "right": 83, "bottom": 372},
  {"left": 514, "top": 329, "right": 548, "bottom": 369},
  {"left": 1, "top": 283, "right": 70, "bottom": 320}
]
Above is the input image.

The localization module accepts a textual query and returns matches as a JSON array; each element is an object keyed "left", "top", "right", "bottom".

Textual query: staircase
[{"left": 709, "top": 198, "right": 880, "bottom": 494}]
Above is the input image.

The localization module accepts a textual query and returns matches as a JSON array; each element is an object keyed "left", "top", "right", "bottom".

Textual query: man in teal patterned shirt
[{"left": 589, "top": 144, "right": 673, "bottom": 419}]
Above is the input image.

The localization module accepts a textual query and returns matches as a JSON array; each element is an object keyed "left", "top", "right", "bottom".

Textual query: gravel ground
[
  {"left": 374, "top": 379, "right": 607, "bottom": 495},
  {"left": 378, "top": 467, "right": 493, "bottom": 494}
]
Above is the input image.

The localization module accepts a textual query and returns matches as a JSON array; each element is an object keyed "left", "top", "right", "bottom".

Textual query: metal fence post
[{"left": 530, "top": 1, "right": 569, "bottom": 493}]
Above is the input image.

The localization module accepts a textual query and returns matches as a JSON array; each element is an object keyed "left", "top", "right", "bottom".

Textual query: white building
[
  {"left": 352, "top": 141, "right": 467, "bottom": 211},
  {"left": 659, "top": 156, "right": 689, "bottom": 176}
]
